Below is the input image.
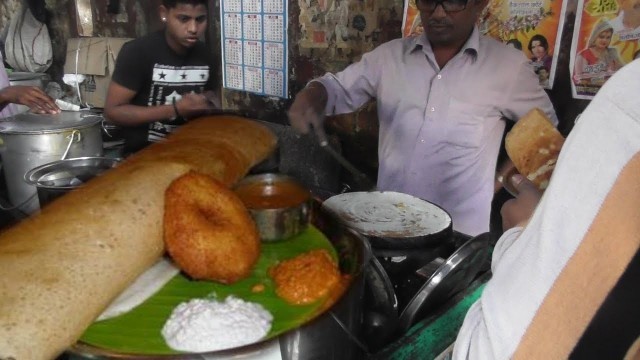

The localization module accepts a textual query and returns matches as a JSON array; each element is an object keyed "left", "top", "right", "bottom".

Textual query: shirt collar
[{"left": 409, "top": 26, "right": 481, "bottom": 61}]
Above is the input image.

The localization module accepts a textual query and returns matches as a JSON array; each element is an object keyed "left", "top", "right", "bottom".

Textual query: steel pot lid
[
  {"left": 0, "top": 111, "right": 102, "bottom": 134},
  {"left": 321, "top": 191, "right": 453, "bottom": 249},
  {"left": 397, "top": 232, "right": 491, "bottom": 333},
  {"left": 8, "top": 72, "right": 48, "bottom": 81}
]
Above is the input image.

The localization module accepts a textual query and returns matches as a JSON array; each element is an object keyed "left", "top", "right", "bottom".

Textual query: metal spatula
[{"left": 319, "top": 139, "right": 376, "bottom": 191}]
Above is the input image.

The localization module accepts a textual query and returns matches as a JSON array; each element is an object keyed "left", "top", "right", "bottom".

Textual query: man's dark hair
[
  {"left": 528, "top": 34, "right": 549, "bottom": 52},
  {"left": 506, "top": 39, "right": 522, "bottom": 50},
  {"left": 162, "top": 0, "right": 208, "bottom": 8}
]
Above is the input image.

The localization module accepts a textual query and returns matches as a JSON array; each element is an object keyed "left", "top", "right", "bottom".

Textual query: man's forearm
[
  {"left": 105, "top": 103, "right": 175, "bottom": 126},
  {"left": 0, "top": 88, "right": 12, "bottom": 110}
]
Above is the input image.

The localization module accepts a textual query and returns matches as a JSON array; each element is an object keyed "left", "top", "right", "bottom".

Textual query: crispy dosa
[
  {"left": 0, "top": 116, "right": 277, "bottom": 359},
  {"left": 505, "top": 108, "right": 565, "bottom": 189}
]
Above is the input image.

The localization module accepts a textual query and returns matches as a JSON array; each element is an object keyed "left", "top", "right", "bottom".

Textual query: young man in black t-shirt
[{"left": 105, "top": 0, "right": 219, "bottom": 155}]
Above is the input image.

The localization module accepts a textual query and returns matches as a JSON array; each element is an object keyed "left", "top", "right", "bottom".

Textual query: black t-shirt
[{"left": 111, "top": 30, "right": 216, "bottom": 154}]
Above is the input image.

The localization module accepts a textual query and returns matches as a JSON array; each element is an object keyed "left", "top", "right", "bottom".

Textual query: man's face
[
  {"left": 417, "top": 0, "right": 486, "bottom": 47},
  {"left": 161, "top": 3, "right": 208, "bottom": 52}
]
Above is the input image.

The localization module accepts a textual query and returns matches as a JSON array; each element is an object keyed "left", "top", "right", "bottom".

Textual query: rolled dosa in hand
[
  {"left": 505, "top": 108, "right": 565, "bottom": 190},
  {"left": 0, "top": 116, "right": 277, "bottom": 360}
]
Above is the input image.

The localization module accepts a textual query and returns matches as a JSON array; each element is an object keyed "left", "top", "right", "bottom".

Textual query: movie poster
[
  {"left": 402, "top": 0, "right": 568, "bottom": 89},
  {"left": 570, "top": 0, "right": 640, "bottom": 99},
  {"left": 402, "top": 0, "right": 422, "bottom": 37},
  {"left": 477, "top": 0, "right": 568, "bottom": 89}
]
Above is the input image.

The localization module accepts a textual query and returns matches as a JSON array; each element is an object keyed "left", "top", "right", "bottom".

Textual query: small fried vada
[{"left": 164, "top": 171, "right": 260, "bottom": 283}]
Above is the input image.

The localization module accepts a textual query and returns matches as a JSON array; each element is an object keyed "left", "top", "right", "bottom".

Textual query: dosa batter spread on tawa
[
  {"left": 0, "top": 116, "right": 277, "bottom": 360},
  {"left": 322, "top": 191, "right": 452, "bottom": 238}
]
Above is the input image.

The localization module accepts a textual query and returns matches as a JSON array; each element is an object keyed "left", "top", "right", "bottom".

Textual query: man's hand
[
  {"left": 175, "top": 92, "right": 218, "bottom": 119},
  {"left": 287, "top": 82, "right": 328, "bottom": 144},
  {"left": 0, "top": 85, "right": 60, "bottom": 114},
  {"left": 501, "top": 173, "right": 543, "bottom": 231}
]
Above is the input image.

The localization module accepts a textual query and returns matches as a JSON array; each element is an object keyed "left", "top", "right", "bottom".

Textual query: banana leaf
[{"left": 78, "top": 225, "right": 336, "bottom": 355}]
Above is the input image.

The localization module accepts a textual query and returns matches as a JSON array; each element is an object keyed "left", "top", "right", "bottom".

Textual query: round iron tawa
[{"left": 397, "top": 232, "right": 491, "bottom": 333}]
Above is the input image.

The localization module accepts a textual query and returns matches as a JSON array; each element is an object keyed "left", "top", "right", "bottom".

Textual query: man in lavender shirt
[
  {"left": 0, "top": 53, "right": 59, "bottom": 118},
  {"left": 288, "top": 0, "right": 557, "bottom": 236}
]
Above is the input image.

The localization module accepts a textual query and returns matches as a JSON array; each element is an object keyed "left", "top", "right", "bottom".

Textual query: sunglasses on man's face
[{"left": 417, "top": 0, "right": 469, "bottom": 12}]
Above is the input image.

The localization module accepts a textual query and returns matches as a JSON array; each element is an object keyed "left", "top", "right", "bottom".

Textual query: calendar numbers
[
  {"left": 264, "top": 42, "right": 284, "bottom": 69},
  {"left": 221, "top": 0, "right": 287, "bottom": 98},
  {"left": 242, "top": 14, "right": 262, "bottom": 41},
  {"left": 225, "top": 64, "right": 244, "bottom": 90},
  {"left": 224, "top": 0, "right": 241, "bottom": 12},
  {"left": 265, "top": 69, "right": 284, "bottom": 97},
  {"left": 224, "top": 13, "right": 242, "bottom": 39},
  {"left": 242, "top": 0, "right": 261, "bottom": 13},
  {"left": 264, "top": 15, "right": 284, "bottom": 42},
  {"left": 264, "top": 0, "right": 284, "bottom": 13},
  {"left": 225, "top": 39, "right": 243, "bottom": 65},
  {"left": 244, "top": 66, "right": 263, "bottom": 93},
  {"left": 243, "top": 41, "right": 263, "bottom": 67}
]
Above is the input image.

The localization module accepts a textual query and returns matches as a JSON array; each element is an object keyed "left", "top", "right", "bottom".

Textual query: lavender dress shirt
[
  {"left": 315, "top": 28, "right": 557, "bottom": 236},
  {"left": 0, "top": 53, "right": 18, "bottom": 119}
]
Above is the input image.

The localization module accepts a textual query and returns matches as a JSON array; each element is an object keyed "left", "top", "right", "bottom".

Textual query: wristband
[{"left": 171, "top": 98, "right": 183, "bottom": 122}]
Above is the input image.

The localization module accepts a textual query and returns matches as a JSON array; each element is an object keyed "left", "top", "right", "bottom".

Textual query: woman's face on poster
[
  {"left": 531, "top": 40, "right": 547, "bottom": 59},
  {"left": 595, "top": 30, "right": 613, "bottom": 49}
]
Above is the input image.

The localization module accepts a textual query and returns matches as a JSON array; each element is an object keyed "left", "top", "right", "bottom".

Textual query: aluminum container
[
  {"left": 24, "top": 157, "right": 120, "bottom": 207},
  {"left": 0, "top": 111, "right": 104, "bottom": 213}
]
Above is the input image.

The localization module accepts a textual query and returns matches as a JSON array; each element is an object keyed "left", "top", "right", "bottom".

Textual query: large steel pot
[{"left": 0, "top": 111, "right": 104, "bottom": 214}]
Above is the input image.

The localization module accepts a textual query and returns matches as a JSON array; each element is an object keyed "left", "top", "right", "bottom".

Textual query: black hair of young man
[{"left": 162, "top": 0, "right": 208, "bottom": 8}]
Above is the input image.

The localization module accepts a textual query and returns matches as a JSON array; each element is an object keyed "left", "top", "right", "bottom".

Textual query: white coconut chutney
[{"left": 161, "top": 296, "right": 273, "bottom": 352}]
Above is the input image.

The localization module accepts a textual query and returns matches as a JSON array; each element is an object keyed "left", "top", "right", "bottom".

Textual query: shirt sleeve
[
  {"left": 452, "top": 226, "right": 523, "bottom": 360},
  {"left": 312, "top": 50, "right": 381, "bottom": 116},
  {"left": 111, "top": 41, "right": 145, "bottom": 92},
  {"left": 503, "top": 61, "right": 558, "bottom": 126}
]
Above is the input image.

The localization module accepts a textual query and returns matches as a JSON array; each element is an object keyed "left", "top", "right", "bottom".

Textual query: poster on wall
[
  {"left": 220, "top": 0, "right": 289, "bottom": 98},
  {"left": 401, "top": 0, "right": 568, "bottom": 90},
  {"left": 569, "top": 0, "right": 640, "bottom": 99},
  {"left": 401, "top": 0, "right": 422, "bottom": 37}
]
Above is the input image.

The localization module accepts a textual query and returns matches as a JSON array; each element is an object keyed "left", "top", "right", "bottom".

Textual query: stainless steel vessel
[
  {"left": 0, "top": 111, "right": 103, "bottom": 213},
  {"left": 24, "top": 157, "right": 120, "bottom": 208}
]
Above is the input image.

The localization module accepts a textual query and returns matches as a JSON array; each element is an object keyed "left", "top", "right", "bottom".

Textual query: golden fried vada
[
  {"left": 164, "top": 171, "right": 260, "bottom": 283},
  {"left": 268, "top": 249, "right": 341, "bottom": 305}
]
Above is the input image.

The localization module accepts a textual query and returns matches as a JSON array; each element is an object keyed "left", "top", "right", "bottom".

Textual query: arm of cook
[
  {"left": 288, "top": 50, "right": 380, "bottom": 141},
  {"left": 0, "top": 58, "right": 59, "bottom": 115},
  {"left": 0, "top": 85, "right": 60, "bottom": 115}
]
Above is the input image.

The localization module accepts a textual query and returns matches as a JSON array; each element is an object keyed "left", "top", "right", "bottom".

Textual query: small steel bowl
[{"left": 234, "top": 173, "right": 311, "bottom": 242}]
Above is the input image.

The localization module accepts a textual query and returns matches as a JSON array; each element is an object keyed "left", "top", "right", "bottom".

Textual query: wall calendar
[{"left": 220, "top": 0, "right": 288, "bottom": 98}]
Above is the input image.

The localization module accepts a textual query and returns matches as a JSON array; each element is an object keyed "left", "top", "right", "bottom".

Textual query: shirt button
[
  {"left": 437, "top": 74, "right": 442, "bottom": 79},
  {"left": 421, "top": 139, "right": 425, "bottom": 143},
  {"left": 430, "top": 107, "right": 435, "bottom": 112}
]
